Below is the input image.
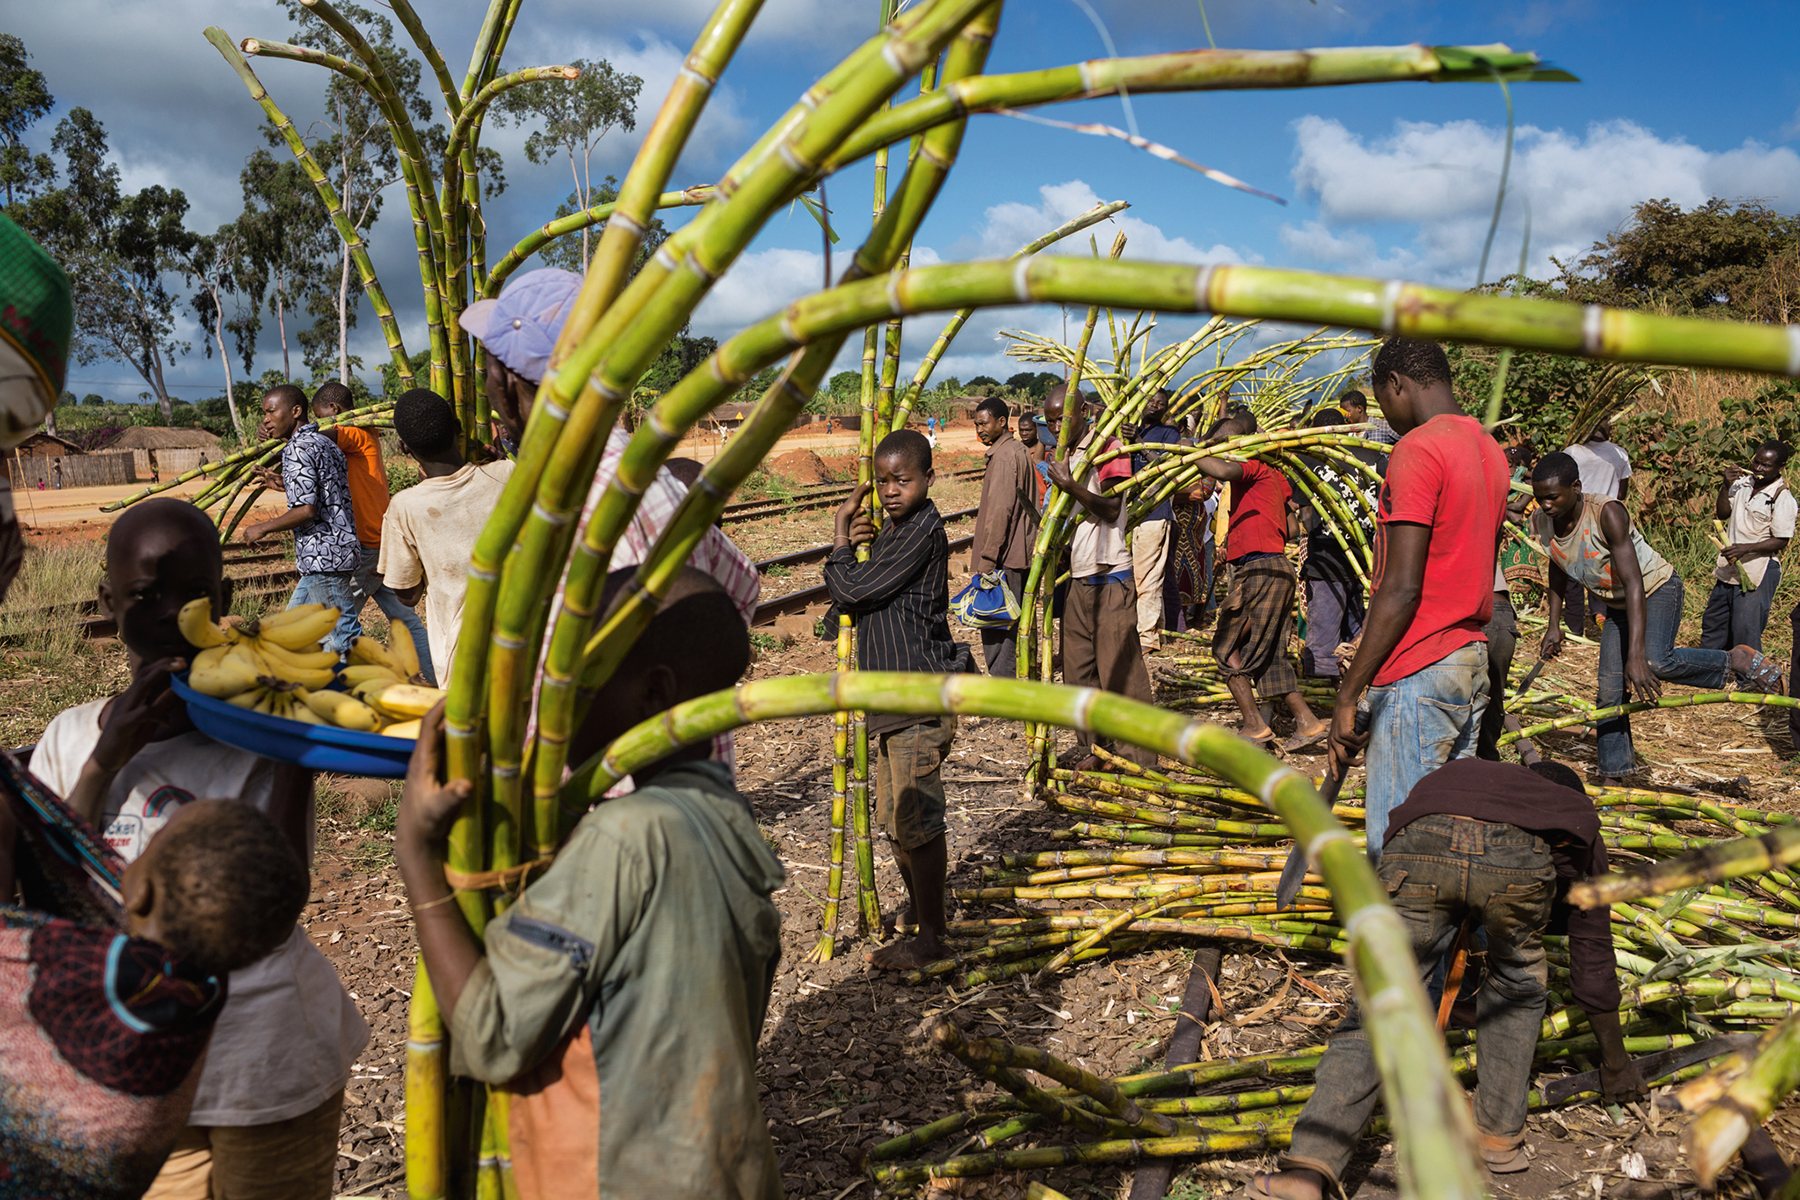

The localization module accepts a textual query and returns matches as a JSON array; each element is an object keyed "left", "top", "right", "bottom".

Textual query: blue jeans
[
  {"left": 1597, "top": 575, "right": 1725, "bottom": 777},
  {"left": 1282, "top": 813, "right": 1553, "bottom": 1187},
  {"left": 1301, "top": 576, "right": 1363, "bottom": 679},
  {"left": 1363, "top": 640, "right": 1488, "bottom": 857},
  {"left": 289, "top": 572, "right": 360, "bottom": 657},
  {"left": 351, "top": 545, "right": 437, "bottom": 685},
  {"left": 1699, "top": 560, "right": 1780, "bottom": 653}
]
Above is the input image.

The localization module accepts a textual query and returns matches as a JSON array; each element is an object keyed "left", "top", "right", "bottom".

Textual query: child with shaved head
[
  {"left": 398, "top": 567, "right": 785, "bottom": 1198},
  {"left": 30, "top": 498, "right": 366, "bottom": 1199}
]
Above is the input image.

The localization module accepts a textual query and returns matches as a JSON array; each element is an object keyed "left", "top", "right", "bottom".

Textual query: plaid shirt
[
  {"left": 540, "top": 429, "right": 762, "bottom": 783},
  {"left": 281, "top": 423, "right": 361, "bottom": 575},
  {"left": 556, "top": 428, "right": 761, "bottom": 623}
]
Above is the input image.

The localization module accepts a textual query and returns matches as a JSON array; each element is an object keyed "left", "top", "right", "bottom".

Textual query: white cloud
[
  {"left": 964, "top": 179, "right": 1259, "bottom": 265},
  {"left": 533, "top": 0, "right": 867, "bottom": 50},
  {"left": 1286, "top": 114, "right": 1800, "bottom": 284}
]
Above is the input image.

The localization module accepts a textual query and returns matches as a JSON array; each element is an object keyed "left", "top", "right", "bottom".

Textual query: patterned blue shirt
[{"left": 281, "top": 423, "right": 361, "bottom": 574}]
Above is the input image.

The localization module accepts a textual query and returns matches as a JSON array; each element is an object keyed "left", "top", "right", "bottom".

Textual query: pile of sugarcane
[
  {"left": 184, "top": 1, "right": 1800, "bottom": 1195},
  {"left": 867, "top": 776, "right": 1800, "bottom": 1187},
  {"left": 98, "top": 402, "right": 395, "bottom": 542}
]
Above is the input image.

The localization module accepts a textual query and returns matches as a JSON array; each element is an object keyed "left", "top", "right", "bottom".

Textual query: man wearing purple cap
[
  {"left": 458, "top": 268, "right": 761, "bottom": 622},
  {"left": 458, "top": 271, "right": 761, "bottom": 783}
]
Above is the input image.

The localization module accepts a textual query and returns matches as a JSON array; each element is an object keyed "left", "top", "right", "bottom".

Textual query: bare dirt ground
[{"left": 311, "top": 597, "right": 1800, "bottom": 1199}]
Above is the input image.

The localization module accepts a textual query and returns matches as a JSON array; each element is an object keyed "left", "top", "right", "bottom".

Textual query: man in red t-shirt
[
  {"left": 1329, "top": 338, "right": 1510, "bottom": 854},
  {"left": 1189, "top": 412, "right": 1327, "bottom": 749}
]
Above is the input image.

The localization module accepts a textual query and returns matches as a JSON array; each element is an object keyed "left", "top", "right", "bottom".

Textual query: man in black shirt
[
  {"left": 1248, "top": 758, "right": 1643, "bottom": 1198},
  {"left": 823, "top": 430, "right": 961, "bottom": 972},
  {"left": 1296, "top": 407, "right": 1381, "bottom": 679}
]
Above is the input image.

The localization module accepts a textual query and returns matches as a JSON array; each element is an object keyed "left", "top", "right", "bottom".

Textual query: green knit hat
[{"left": 0, "top": 214, "right": 73, "bottom": 449}]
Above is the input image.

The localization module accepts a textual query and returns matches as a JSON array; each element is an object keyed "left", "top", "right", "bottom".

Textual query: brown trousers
[
  {"left": 144, "top": 1091, "right": 343, "bottom": 1200},
  {"left": 1061, "top": 575, "right": 1156, "bottom": 765}
]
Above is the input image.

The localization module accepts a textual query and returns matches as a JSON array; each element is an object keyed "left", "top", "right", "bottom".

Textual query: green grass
[{"left": 0, "top": 542, "right": 125, "bottom": 748}]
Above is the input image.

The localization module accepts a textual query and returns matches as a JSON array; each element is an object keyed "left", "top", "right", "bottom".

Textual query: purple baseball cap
[{"left": 458, "top": 267, "right": 584, "bottom": 384}]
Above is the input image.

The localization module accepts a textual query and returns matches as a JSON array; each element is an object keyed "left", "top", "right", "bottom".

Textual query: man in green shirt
[{"left": 397, "top": 568, "right": 786, "bottom": 1198}]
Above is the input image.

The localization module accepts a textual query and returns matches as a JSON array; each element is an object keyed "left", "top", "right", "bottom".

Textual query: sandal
[
  {"left": 1241, "top": 1170, "right": 1326, "bottom": 1200},
  {"left": 1281, "top": 726, "right": 1329, "bottom": 754},
  {"left": 1728, "top": 645, "right": 1785, "bottom": 694}
]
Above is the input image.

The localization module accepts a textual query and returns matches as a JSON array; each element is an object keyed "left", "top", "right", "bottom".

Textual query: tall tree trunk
[
  {"left": 149, "top": 352, "right": 174, "bottom": 423},
  {"left": 210, "top": 283, "right": 242, "bottom": 437},
  {"left": 338, "top": 135, "right": 353, "bottom": 385},
  {"left": 275, "top": 263, "right": 291, "bottom": 380}
]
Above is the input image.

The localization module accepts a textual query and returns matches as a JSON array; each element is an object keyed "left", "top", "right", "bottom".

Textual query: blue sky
[{"left": 13, "top": 0, "right": 1800, "bottom": 403}]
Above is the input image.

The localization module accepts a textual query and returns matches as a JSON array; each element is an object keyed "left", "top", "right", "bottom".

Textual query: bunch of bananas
[
  {"left": 340, "top": 626, "right": 444, "bottom": 739},
  {"left": 178, "top": 599, "right": 442, "bottom": 738}
]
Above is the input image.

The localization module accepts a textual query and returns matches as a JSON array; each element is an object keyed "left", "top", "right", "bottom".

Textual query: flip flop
[
  {"left": 1281, "top": 727, "right": 1328, "bottom": 754},
  {"left": 1240, "top": 1171, "right": 1324, "bottom": 1200}
]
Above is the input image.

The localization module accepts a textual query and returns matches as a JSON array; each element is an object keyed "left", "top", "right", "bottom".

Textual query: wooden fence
[
  {"left": 132, "top": 448, "right": 208, "bottom": 479},
  {"left": 7, "top": 452, "right": 138, "bottom": 490}
]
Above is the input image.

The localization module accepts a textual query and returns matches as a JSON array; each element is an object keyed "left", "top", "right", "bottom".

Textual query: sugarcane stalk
[
  {"left": 892, "top": 198, "right": 1132, "bottom": 431},
  {"left": 1713, "top": 519, "right": 1759, "bottom": 593},
  {"left": 1687, "top": 1015, "right": 1800, "bottom": 1188},
  {"left": 202, "top": 31, "right": 413, "bottom": 388},
  {"left": 839, "top": 43, "right": 1561, "bottom": 169},
  {"left": 1572, "top": 827, "right": 1800, "bottom": 909},
  {"left": 484, "top": 187, "right": 714, "bottom": 298},
  {"left": 1503, "top": 692, "right": 1800, "bottom": 743}
]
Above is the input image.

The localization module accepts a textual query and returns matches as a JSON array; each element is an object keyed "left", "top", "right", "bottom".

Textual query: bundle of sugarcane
[{"left": 869, "top": 780, "right": 1800, "bottom": 1190}]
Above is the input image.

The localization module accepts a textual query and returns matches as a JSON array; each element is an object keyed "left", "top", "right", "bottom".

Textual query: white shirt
[
  {"left": 1564, "top": 440, "right": 1632, "bottom": 500},
  {"left": 1068, "top": 434, "right": 1132, "bottom": 578},
  {"left": 380, "top": 459, "right": 517, "bottom": 680},
  {"left": 30, "top": 702, "right": 369, "bottom": 1125},
  {"left": 1717, "top": 476, "right": 1797, "bottom": 587}
]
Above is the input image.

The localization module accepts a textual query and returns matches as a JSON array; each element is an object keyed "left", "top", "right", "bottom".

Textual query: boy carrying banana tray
[{"left": 30, "top": 499, "right": 367, "bottom": 1199}]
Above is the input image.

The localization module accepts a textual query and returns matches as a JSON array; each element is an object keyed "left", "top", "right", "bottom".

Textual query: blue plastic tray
[{"left": 172, "top": 674, "right": 416, "bottom": 778}]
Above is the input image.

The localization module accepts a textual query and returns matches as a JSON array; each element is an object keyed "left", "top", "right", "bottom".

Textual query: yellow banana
[
  {"left": 379, "top": 718, "right": 422, "bottom": 740},
  {"left": 389, "top": 622, "right": 423, "bottom": 680},
  {"left": 227, "top": 687, "right": 268, "bottom": 710},
  {"left": 177, "top": 597, "right": 228, "bottom": 650},
  {"left": 251, "top": 637, "right": 339, "bottom": 671},
  {"left": 189, "top": 643, "right": 265, "bottom": 699},
  {"left": 190, "top": 645, "right": 232, "bottom": 675},
  {"left": 348, "top": 636, "right": 401, "bottom": 672},
  {"left": 298, "top": 688, "right": 379, "bottom": 732},
  {"left": 285, "top": 697, "right": 326, "bottom": 725},
  {"left": 365, "top": 683, "right": 446, "bottom": 721},
  {"left": 254, "top": 660, "right": 335, "bottom": 690},
  {"left": 340, "top": 664, "right": 406, "bottom": 688},
  {"left": 252, "top": 687, "right": 279, "bottom": 715},
  {"left": 257, "top": 607, "right": 340, "bottom": 650},
  {"left": 255, "top": 603, "right": 328, "bottom": 631}
]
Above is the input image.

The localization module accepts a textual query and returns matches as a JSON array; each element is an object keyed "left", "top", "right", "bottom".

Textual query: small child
[
  {"left": 312, "top": 382, "right": 437, "bottom": 684},
  {"left": 30, "top": 498, "right": 367, "bottom": 1200},
  {"left": 396, "top": 568, "right": 785, "bottom": 1198},
  {"left": 0, "top": 771, "right": 308, "bottom": 1200},
  {"left": 821, "top": 429, "right": 963, "bottom": 972}
]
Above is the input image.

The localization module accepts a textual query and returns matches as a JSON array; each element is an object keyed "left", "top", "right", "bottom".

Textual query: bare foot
[
  {"left": 869, "top": 933, "right": 946, "bottom": 973},
  {"left": 1244, "top": 1169, "right": 1326, "bottom": 1200}
]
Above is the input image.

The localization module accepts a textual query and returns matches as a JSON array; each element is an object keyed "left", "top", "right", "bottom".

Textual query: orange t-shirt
[{"left": 332, "top": 425, "right": 389, "bottom": 549}]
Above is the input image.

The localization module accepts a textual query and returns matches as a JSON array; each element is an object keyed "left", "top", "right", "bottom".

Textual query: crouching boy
[{"left": 397, "top": 568, "right": 785, "bottom": 1198}]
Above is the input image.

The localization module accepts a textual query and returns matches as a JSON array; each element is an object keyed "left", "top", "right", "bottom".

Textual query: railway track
[{"left": 6, "top": 505, "right": 980, "bottom": 642}]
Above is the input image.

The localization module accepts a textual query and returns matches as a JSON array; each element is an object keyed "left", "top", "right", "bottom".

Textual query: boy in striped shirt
[{"left": 823, "top": 430, "right": 963, "bottom": 972}]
